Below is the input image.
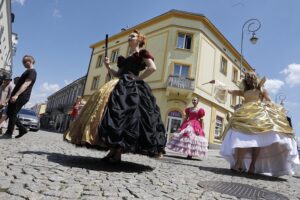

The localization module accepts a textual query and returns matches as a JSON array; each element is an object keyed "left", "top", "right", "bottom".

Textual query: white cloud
[
  {"left": 53, "top": 8, "right": 62, "bottom": 18},
  {"left": 265, "top": 79, "right": 285, "bottom": 94},
  {"left": 24, "top": 92, "right": 47, "bottom": 108},
  {"left": 285, "top": 101, "right": 300, "bottom": 107},
  {"left": 64, "top": 80, "right": 72, "bottom": 85},
  {"left": 280, "top": 63, "right": 300, "bottom": 87},
  {"left": 12, "top": 0, "right": 26, "bottom": 6},
  {"left": 25, "top": 82, "right": 60, "bottom": 108},
  {"left": 40, "top": 82, "right": 60, "bottom": 93}
]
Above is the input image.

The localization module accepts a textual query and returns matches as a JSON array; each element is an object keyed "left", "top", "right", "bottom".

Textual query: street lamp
[
  {"left": 240, "top": 19, "right": 261, "bottom": 76},
  {"left": 275, "top": 93, "right": 286, "bottom": 105}
]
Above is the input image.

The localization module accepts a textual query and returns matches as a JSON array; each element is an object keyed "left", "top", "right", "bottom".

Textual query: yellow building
[
  {"left": 31, "top": 103, "right": 47, "bottom": 116},
  {"left": 83, "top": 10, "right": 254, "bottom": 147}
]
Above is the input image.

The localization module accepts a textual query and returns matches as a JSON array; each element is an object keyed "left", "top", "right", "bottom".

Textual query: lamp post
[
  {"left": 275, "top": 93, "right": 286, "bottom": 106},
  {"left": 240, "top": 19, "right": 261, "bottom": 77}
]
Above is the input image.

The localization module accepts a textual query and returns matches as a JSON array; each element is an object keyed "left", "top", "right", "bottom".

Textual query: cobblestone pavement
[{"left": 0, "top": 130, "right": 299, "bottom": 200}]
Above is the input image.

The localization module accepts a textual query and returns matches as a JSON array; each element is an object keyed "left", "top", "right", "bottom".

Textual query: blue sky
[{"left": 11, "top": 0, "right": 300, "bottom": 136}]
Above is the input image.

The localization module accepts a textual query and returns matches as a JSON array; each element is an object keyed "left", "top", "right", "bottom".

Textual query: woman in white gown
[{"left": 220, "top": 72, "right": 299, "bottom": 176}]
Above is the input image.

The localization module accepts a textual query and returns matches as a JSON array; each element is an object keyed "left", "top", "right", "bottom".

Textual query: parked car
[{"left": 17, "top": 109, "right": 40, "bottom": 131}]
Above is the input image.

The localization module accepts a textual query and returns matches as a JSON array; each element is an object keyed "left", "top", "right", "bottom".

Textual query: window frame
[
  {"left": 110, "top": 49, "right": 119, "bottom": 63},
  {"left": 176, "top": 32, "right": 193, "bottom": 50},
  {"left": 173, "top": 63, "right": 190, "bottom": 78},
  {"left": 90, "top": 76, "right": 100, "bottom": 90},
  {"left": 220, "top": 56, "right": 228, "bottom": 76},
  {"left": 232, "top": 67, "right": 238, "bottom": 83},
  {"left": 96, "top": 54, "right": 104, "bottom": 68},
  {"left": 214, "top": 115, "right": 224, "bottom": 140}
]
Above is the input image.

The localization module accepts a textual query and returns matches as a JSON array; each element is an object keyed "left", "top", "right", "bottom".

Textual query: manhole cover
[{"left": 198, "top": 181, "right": 288, "bottom": 200}]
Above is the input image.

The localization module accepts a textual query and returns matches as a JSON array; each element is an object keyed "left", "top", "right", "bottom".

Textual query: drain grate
[{"left": 198, "top": 181, "right": 288, "bottom": 200}]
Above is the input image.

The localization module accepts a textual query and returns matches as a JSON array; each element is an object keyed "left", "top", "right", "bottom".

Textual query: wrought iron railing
[{"left": 167, "top": 75, "right": 195, "bottom": 90}]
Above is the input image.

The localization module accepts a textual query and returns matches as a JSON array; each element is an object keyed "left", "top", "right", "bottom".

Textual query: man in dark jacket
[{"left": 1, "top": 55, "right": 37, "bottom": 139}]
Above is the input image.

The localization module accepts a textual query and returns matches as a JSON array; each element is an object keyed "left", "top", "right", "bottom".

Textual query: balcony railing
[{"left": 167, "top": 75, "right": 195, "bottom": 90}]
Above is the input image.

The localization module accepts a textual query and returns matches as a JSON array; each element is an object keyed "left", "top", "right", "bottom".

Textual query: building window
[
  {"left": 231, "top": 94, "right": 237, "bottom": 107},
  {"left": 173, "top": 63, "right": 189, "bottom": 77},
  {"left": 214, "top": 116, "right": 224, "bottom": 140},
  {"left": 241, "top": 98, "right": 245, "bottom": 104},
  {"left": 232, "top": 67, "right": 238, "bottom": 83},
  {"left": 96, "top": 54, "right": 104, "bottom": 68},
  {"left": 220, "top": 56, "right": 228, "bottom": 76},
  {"left": 176, "top": 33, "right": 192, "bottom": 50},
  {"left": 111, "top": 49, "right": 119, "bottom": 63},
  {"left": 91, "top": 76, "right": 100, "bottom": 90}
]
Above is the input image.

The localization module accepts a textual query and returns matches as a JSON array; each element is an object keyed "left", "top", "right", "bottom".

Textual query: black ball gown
[{"left": 64, "top": 49, "right": 166, "bottom": 157}]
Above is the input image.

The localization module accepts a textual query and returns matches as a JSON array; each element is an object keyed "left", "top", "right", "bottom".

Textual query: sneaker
[{"left": 15, "top": 129, "right": 28, "bottom": 139}]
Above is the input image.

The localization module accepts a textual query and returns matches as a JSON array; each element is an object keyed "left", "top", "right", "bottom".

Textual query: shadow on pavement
[
  {"left": 159, "top": 155, "right": 202, "bottom": 167},
  {"left": 198, "top": 166, "right": 287, "bottom": 182},
  {"left": 164, "top": 154, "right": 202, "bottom": 161},
  {"left": 161, "top": 154, "right": 287, "bottom": 182},
  {"left": 19, "top": 151, "right": 154, "bottom": 173}
]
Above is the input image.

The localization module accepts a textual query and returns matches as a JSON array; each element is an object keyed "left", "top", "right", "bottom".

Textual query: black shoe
[
  {"left": 187, "top": 155, "right": 193, "bottom": 160},
  {"left": 101, "top": 154, "right": 113, "bottom": 162},
  {"left": 107, "top": 157, "right": 121, "bottom": 164},
  {"left": 0, "top": 132, "right": 13, "bottom": 139},
  {"left": 15, "top": 130, "right": 28, "bottom": 139}
]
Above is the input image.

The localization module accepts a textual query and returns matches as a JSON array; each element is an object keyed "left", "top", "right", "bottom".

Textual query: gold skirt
[
  {"left": 63, "top": 79, "right": 119, "bottom": 147},
  {"left": 222, "top": 101, "right": 294, "bottom": 139}
]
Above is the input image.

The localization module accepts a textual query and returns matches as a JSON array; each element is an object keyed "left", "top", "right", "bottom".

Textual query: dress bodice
[
  {"left": 243, "top": 89, "right": 261, "bottom": 103},
  {"left": 186, "top": 107, "right": 205, "bottom": 120},
  {"left": 117, "top": 49, "right": 154, "bottom": 76},
  {"left": 178, "top": 107, "right": 206, "bottom": 136}
]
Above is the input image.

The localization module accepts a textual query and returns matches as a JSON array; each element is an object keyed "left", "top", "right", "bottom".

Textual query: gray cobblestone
[{"left": 0, "top": 130, "right": 299, "bottom": 199}]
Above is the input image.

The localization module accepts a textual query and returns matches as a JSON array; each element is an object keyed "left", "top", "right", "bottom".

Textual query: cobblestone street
[{"left": 0, "top": 130, "right": 299, "bottom": 200}]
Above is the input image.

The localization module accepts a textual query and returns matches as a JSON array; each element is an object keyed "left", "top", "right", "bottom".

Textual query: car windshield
[{"left": 19, "top": 109, "right": 36, "bottom": 116}]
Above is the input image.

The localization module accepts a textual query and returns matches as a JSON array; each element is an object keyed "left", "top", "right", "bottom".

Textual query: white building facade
[
  {"left": 45, "top": 76, "right": 86, "bottom": 132},
  {"left": 0, "top": 0, "right": 17, "bottom": 77}
]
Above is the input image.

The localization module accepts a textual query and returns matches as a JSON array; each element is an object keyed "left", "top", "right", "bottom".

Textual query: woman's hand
[
  {"left": 104, "top": 57, "right": 110, "bottom": 70},
  {"left": 10, "top": 95, "right": 18, "bottom": 103}
]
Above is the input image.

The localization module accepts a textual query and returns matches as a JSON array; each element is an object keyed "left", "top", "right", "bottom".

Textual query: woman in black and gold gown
[{"left": 64, "top": 30, "right": 166, "bottom": 163}]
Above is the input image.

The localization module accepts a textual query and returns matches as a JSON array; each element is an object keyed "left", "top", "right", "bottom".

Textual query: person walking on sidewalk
[
  {"left": 70, "top": 96, "right": 86, "bottom": 121},
  {"left": 0, "top": 75, "right": 14, "bottom": 134},
  {"left": 1, "top": 55, "right": 37, "bottom": 139}
]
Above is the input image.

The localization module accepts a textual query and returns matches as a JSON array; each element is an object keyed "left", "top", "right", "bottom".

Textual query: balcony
[{"left": 166, "top": 75, "right": 195, "bottom": 97}]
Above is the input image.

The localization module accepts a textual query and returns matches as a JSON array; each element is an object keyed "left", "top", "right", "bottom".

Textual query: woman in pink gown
[{"left": 167, "top": 97, "right": 208, "bottom": 159}]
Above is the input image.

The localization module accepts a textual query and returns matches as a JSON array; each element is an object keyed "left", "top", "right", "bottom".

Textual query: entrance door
[{"left": 166, "top": 111, "right": 182, "bottom": 142}]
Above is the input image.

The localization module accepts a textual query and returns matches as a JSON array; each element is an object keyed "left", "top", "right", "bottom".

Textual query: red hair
[{"left": 133, "top": 29, "right": 146, "bottom": 48}]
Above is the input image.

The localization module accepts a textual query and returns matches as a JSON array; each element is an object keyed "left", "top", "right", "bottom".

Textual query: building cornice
[{"left": 90, "top": 9, "right": 253, "bottom": 71}]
